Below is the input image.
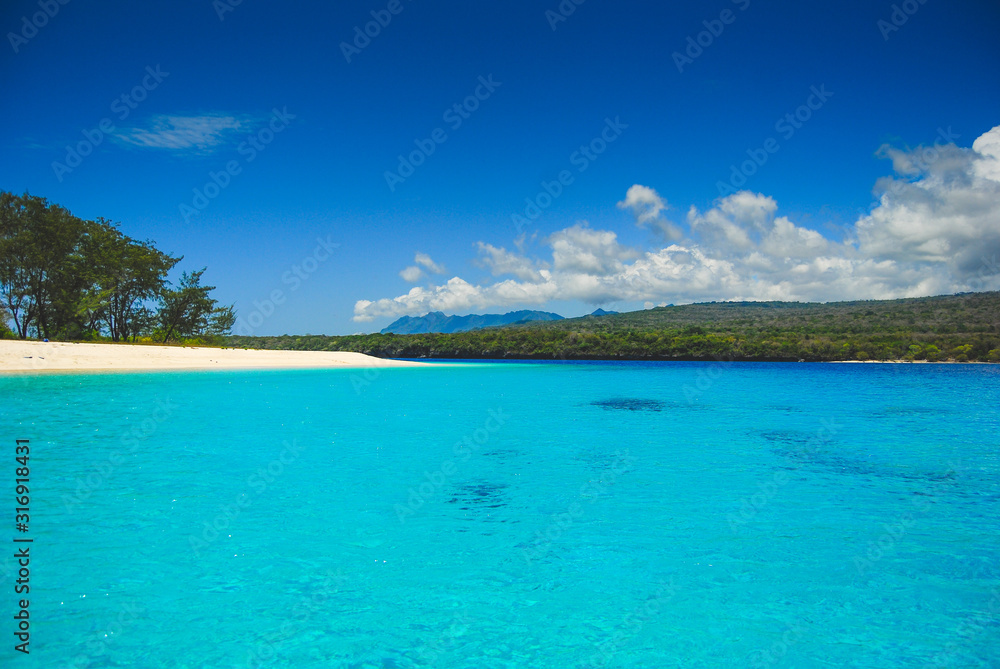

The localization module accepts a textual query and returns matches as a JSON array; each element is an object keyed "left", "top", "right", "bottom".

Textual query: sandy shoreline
[
  {"left": 0, "top": 340, "right": 426, "bottom": 374},
  {"left": 2, "top": 341, "right": 986, "bottom": 373}
]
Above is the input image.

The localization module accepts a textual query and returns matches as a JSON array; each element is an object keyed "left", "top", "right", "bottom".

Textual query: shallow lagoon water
[{"left": 2, "top": 361, "right": 999, "bottom": 667}]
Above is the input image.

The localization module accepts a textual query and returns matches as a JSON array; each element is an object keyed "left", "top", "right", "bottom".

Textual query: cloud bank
[{"left": 355, "top": 125, "right": 1000, "bottom": 322}]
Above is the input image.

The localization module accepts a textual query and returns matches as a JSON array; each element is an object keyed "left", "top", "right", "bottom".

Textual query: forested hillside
[{"left": 230, "top": 292, "right": 1000, "bottom": 362}]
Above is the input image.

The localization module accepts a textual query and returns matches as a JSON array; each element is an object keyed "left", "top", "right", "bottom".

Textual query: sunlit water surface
[{"left": 2, "top": 361, "right": 998, "bottom": 667}]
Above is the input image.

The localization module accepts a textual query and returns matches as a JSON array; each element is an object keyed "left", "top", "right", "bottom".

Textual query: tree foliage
[
  {"left": 80, "top": 218, "right": 181, "bottom": 341},
  {"left": 157, "top": 269, "right": 234, "bottom": 343},
  {"left": 0, "top": 191, "right": 232, "bottom": 343}
]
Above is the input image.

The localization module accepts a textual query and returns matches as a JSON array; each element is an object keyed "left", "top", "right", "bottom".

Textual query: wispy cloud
[
  {"left": 113, "top": 114, "right": 251, "bottom": 153},
  {"left": 475, "top": 241, "right": 545, "bottom": 281},
  {"left": 399, "top": 252, "right": 447, "bottom": 283},
  {"left": 355, "top": 124, "right": 1000, "bottom": 322},
  {"left": 618, "top": 184, "right": 682, "bottom": 240},
  {"left": 414, "top": 252, "right": 446, "bottom": 274}
]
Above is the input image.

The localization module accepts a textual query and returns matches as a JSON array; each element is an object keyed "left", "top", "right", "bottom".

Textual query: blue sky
[{"left": 2, "top": 0, "right": 999, "bottom": 335}]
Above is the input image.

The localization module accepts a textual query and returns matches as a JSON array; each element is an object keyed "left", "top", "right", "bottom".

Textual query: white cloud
[
  {"left": 687, "top": 192, "right": 830, "bottom": 261},
  {"left": 548, "top": 222, "right": 637, "bottom": 275},
  {"left": 355, "top": 124, "right": 1000, "bottom": 322},
  {"left": 353, "top": 277, "right": 490, "bottom": 321},
  {"left": 114, "top": 114, "right": 249, "bottom": 152},
  {"left": 398, "top": 252, "right": 446, "bottom": 284},
  {"left": 618, "top": 184, "right": 682, "bottom": 240},
  {"left": 475, "top": 242, "right": 544, "bottom": 281},
  {"left": 972, "top": 127, "right": 1000, "bottom": 182},
  {"left": 618, "top": 184, "right": 666, "bottom": 223},
  {"left": 399, "top": 266, "right": 424, "bottom": 283},
  {"left": 857, "top": 124, "right": 1000, "bottom": 277},
  {"left": 414, "top": 252, "right": 446, "bottom": 274}
]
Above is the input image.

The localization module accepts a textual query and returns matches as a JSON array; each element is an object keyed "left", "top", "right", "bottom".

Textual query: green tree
[
  {"left": 206, "top": 304, "right": 237, "bottom": 338},
  {"left": 81, "top": 219, "right": 179, "bottom": 341},
  {"left": 0, "top": 192, "right": 87, "bottom": 339},
  {"left": 0, "top": 192, "right": 31, "bottom": 337},
  {"left": 1, "top": 191, "right": 230, "bottom": 343},
  {"left": 158, "top": 269, "right": 234, "bottom": 342},
  {"left": 0, "top": 305, "right": 13, "bottom": 339}
]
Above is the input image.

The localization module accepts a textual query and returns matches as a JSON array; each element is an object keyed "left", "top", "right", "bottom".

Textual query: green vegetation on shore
[
  {"left": 229, "top": 292, "right": 1000, "bottom": 362},
  {"left": 0, "top": 191, "right": 233, "bottom": 343}
]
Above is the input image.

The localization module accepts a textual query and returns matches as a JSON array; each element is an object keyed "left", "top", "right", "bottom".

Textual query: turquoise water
[{"left": 2, "top": 361, "right": 999, "bottom": 667}]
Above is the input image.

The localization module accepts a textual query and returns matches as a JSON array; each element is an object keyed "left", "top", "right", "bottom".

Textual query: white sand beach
[{"left": 0, "top": 340, "right": 425, "bottom": 373}]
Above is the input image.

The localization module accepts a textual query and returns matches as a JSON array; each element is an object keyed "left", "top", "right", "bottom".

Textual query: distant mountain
[
  {"left": 381, "top": 310, "right": 564, "bottom": 334},
  {"left": 589, "top": 308, "right": 618, "bottom": 316}
]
